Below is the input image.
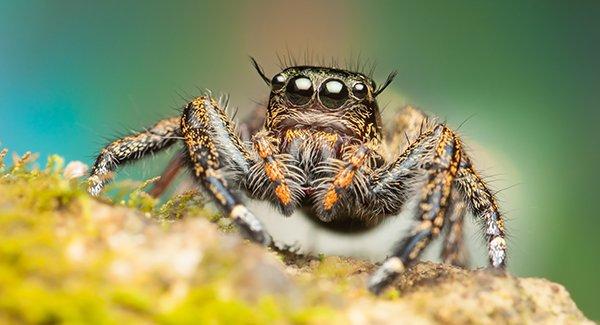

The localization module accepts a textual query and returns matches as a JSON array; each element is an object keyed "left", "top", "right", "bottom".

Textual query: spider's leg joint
[{"left": 230, "top": 205, "right": 272, "bottom": 245}]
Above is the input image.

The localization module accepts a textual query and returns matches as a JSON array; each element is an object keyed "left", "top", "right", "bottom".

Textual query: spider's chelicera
[{"left": 89, "top": 58, "right": 507, "bottom": 294}]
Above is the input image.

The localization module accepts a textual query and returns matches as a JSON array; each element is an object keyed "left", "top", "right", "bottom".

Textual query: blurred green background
[{"left": 1, "top": 1, "right": 598, "bottom": 318}]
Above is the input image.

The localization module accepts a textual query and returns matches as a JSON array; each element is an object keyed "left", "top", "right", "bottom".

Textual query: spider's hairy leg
[
  {"left": 385, "top": 105, "right": 430, "bottom": 156},
  {"left": 389, "top": 106, "right": 469, "bottom": 266},
  {"left": 368, "top": 125, "right": 461, "bottom": 294},
  {"left": 441, "top": 186, "right": 470, "bottom": 267},
  {"left": 455, "top": 152, "right": 507, "bottom": 269},
  {"left": 314, "top": 141, "right": 377, "bottom": 221},
  {"left": 247, "top": 131, "right": 304, "bottom": 215},
  {"left": 149, "top": 104, "right": 267, "bottom": 197},
  {"left": 88, "top": 116, "right": 181, "bottom": 196},
  {"left": 181, "top": 96, "right": 271, "bottom": 245}
]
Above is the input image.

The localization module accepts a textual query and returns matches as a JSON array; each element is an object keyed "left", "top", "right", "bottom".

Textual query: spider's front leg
[
  {"left": 366, "top": 125, "right": 507, "bottom": 294},
  {"left": 147, "top": 104, "right": 268, "bottom": 198},
  {"left": 181, "top": 96, "right": 271, "bottom": 245},
  {"left": 89, "top": 116, "right": 181, "bottom": 196}
]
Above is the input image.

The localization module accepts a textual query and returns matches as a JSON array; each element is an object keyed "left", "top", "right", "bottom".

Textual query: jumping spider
[{"left": 89, "top": 58, "right": 507, "bottom": 294}]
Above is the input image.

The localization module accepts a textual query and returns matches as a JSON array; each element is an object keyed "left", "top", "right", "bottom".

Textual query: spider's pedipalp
[
  {"left": 313, "top": 141, "right": 376, "bottom": 221},
  {"left": 246, "top": 130, "right": 305, "bottom": 215},
  {"left": 88, "top": 116, "right": 181, "bottom": 196}
]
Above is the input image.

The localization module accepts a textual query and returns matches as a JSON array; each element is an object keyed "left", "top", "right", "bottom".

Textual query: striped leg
[
  {"left": 455, "top": 154, "right": 507, "bottom": 269},
  {"left": 314, "top": 142, "right": 377, "bottom": 221},
  {"left": 368, "top": 125, "right": 462, "bottom": 294},
  {"left": 441, "top": 186, "right": 470, "bottom": 267},
  {"left": 148, "top": 103, "right": 267, "bottom": 197},
  {"left": 385, "top": 105, "right": 431, "bottom": 157},
  {"left": 385, "top": 106, "right": 499, "bottom": 268},
  {"left": 246, "top": 131, "right": 304, "bottom": 216},
  {"left": 181, "top": 96, "right": 271, "bottom": 245},
  {"left": 88, "top": 116, "right": 181, "bottom": 196}
]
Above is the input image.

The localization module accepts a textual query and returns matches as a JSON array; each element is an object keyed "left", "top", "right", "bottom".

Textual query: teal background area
[{"left": 1, "top": 1, "right": 598, "bottom": 318}]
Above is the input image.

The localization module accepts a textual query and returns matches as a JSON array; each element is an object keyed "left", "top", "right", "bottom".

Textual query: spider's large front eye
[
  {"left": 271, "top": 73, "right": 286, "bottom": 91},
  {"left": 318, "top": 79, "right": 349, "bottom": 109},
  {"left": 285, "top": 76, "right": 313, "bottom": 106}
]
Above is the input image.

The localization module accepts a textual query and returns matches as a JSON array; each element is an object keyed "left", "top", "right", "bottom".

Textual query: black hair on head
[
  {"left": 249, "top": 56, "right": 270, "bottom": 85},
  {"left": 374, "top": 70, "right": 398, "bottom": 97}
]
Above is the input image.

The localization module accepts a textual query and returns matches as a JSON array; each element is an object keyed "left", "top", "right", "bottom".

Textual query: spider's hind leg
[
  {"left": 238, "top": 104, "right": 267, "bottom": 142},
  {"left": 441, "top": 186, "right": 470, "bottom": 267},
  {"left": 147, "top": 152, "right": 186, "bottom": 197},
  {"left": 89, "top": 116, "right": 181, "bottom": 196},
  {"left": 455, "top": 154, "right": 507, "bottom": 269},
  {"left": 385, "top": 105, "right": 430, "bottom": 157}
]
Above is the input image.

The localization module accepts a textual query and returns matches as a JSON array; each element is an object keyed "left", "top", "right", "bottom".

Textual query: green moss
[
  {"left": 159, "top": 287, "right": 273, "bottom": 324},
  {"left": 1, "top": 150, "right": 587, "bottom": 324},
  {"left": 126, "top": 176, "right": 160, "bottom": 213},
  {"left": 0, "top": 151, "right": 343, "bottom": 324}
]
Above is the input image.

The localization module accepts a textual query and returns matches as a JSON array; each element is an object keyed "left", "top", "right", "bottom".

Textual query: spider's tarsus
[
  {"left": 367, "top": 257, "right": 405, "bottom": 295},
  {"left": 230, "top": 205, "right": 272, "bottom": 246}
]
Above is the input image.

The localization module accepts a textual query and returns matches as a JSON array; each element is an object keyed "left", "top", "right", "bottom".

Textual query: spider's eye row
[
  {"left": 285, "top": 75, "right": 313, "bottom": 106},
  {"left": 352, "top": 82, "right": 368, "bottom": 99},
  {"left": 319, "top": 79, "right": 348, "bottom": 109},
  {"left": 271, "top": 73, "right": 286, "bottom": 91}
]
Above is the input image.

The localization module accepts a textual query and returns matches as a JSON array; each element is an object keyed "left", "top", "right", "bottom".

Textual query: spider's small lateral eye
[
  {"left": 352, "top": 82, "right": 368, "bottom": 99},
  {"left": 318, "top": 79, "right": 349, "bottom": 109},
  {"left": 285, "top": 75, "right": 313, "bottom": 106},
  {"left": 271, "top": 73, "right": 286, "bottom": 91}
]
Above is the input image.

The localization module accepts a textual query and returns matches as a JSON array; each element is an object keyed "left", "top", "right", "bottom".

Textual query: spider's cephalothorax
[
  {"left": 88, "top": 58, "right": 508, "bottom": 295},
  {"left": 264, "top": 66, "right": 382, "bottom": 142}
]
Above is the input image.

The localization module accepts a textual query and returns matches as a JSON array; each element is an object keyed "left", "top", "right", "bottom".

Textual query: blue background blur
[{"left": 1, "top": 1, "right": 598, "bottom": 318}]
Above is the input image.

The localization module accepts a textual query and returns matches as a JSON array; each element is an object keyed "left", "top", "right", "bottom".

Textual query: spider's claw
[
  {"left": 230, "top": 205, "right": 272, "bottom": 246},
  {"left": 87, "top": 175, "right": 103, "bottom": 197},
  {"left": 367, "top": 257, "right": 405, "bottom": 295},
  {"left": 238, "top": 226, "right": 272, "bottom": 246}
]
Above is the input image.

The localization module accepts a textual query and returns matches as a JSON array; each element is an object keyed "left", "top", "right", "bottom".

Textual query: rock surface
[{"left": 0, "top": 154, "right": 593, "bottom": 324}]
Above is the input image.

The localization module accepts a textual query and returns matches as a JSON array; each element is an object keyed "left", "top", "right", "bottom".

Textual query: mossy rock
[{"left": 0, "top": 152, "right": 592, "bottom": 324}]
